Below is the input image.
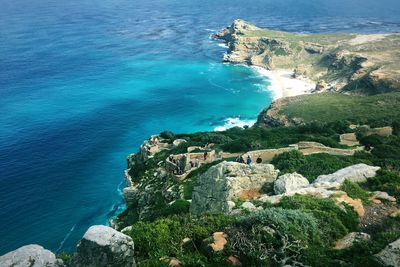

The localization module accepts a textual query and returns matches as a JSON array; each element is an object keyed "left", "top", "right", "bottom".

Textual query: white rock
[
  {"left": 173, "top": 139, "right": 187, "bottom": 147},
  {"left": 191, "top": 161, "right": 279, "bottom": 214},
  {"left": 274, "top": 172, "right": 309, "bottom": 194},
  {"left": 0, "top": 244, "right": 64, "bottom": 267},
  {"left": 373, "top": 191, "right": 397, "bottom": 202},
  {"left": 314, "top": 164, "right": 380, "bottom": 186},
  {"left": 72, "top": 225, "right": 136, "bottom": 267},
  {"left": 241, "top": 201, "right": 257, "bottom": 211},
  {"left": 375, "top": 238, "right": 400, "bottom": 267}
]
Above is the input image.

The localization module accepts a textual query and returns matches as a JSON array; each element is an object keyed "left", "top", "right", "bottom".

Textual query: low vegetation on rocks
[{"left": 112, "top": 119, "right": 400, "bottom": 266}]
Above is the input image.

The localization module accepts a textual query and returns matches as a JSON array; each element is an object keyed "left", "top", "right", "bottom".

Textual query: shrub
[
  {"left": 367, "top": 169, "right": 400, "bottom": 201},
  {"left": 278, "top": 195, "right": 359, "bottom": 234},
  {"left": 228, "top": 208, "right": 321, "bottom": 266},
  {"left": 270, "top": 150, "right": 307, "bottom": 173},
  {"left": 161, "top": 199, "right": 190, "bottom": 217},
  {"left": 340, "top": 180, "right": 372, "bottom": 204},
  {"left": 271, "top": 151, "right": 369, "bottom": 182},
  {"left": 126, "top": 214, "right": 233, "bottom": 264},
  {"left": 160, "top": 131, "right": 175, "bottom": 141}
]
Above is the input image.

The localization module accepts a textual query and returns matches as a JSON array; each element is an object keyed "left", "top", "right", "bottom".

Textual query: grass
[{"left": 279, "top": 92, "right": 400, "bottom": 127}]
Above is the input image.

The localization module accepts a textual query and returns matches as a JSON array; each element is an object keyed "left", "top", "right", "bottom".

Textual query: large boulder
[
  {"left": 274, "top": 172, "right": 309, "bottom": 194},
  {"left": 72, "top": 225, "right": 136, "bottom": 267},
  {"left": 375, "top": 238, "right": 400, "bottom": 267},
  {"left": 0, "top": 244, "right": 64, "bottom": 267},
  {"left": 191, "top": 161, "right": 279, "bottom": 214},
  {"left": 314, "top": 164, "right": 380, "bottom": 187}
]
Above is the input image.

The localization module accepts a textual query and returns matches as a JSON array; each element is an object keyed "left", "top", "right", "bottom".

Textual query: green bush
[
  {"left": 126, "top": 214, "right": 233, "bottom": 265},
  {"left": 340, "top": 180, "right": 372, "bottom": 204},
  {"left": 161, "top": 199, "right": 190, "bottom": 217},
  {"left": 229, "top": 208, "right": 322, "bottom": 266},
  {"left": 367, "top": 170, "right": 400, "bottom": 201},
  {"left": 271, "top": 151, "right": 369, "bottom": 182},
  {"left": 278, "top": 195, "right": 359, "bottom": 234}
]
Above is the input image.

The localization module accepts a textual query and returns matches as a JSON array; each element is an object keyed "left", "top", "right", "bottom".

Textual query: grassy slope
[{"left": 278, "top": 92, "right": 400, "bottom": 126}]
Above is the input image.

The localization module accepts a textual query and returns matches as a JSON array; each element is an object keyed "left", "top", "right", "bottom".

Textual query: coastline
[{"left": 252, "top": 66, "right": 316, "bottom": 100}]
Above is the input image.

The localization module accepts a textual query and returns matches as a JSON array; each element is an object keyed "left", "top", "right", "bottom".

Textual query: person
[
  {"left": 239, "top": 156, "right": 245, "bottom": 164},
  {"left": 246, "top": 155, "right": 252, "bottom": 165},
  {"left": 189, "top": 161, "right": 194, "bottom": 168},
  {"left": 168, "top": 155, "right": 173, "bottom": 162},
  {"left": 256, "top": 155, "right": 262, "bottom": 164},
  {"left": 195, "top": 158, "right": 200, "bottom": 167},
  {"left": 203, "top": 151, "right": 208, "bottom": 161}
]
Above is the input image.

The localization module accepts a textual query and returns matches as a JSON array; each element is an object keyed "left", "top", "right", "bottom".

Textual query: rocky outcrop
[
  {"left": 190, "top": 161, "right": 279, "bottom": 214},
  {"left": 215, "top": 19, "right": 400, "bottom": 95},
  {"left": 72, "top": 225, "right": 136, "bottom": 267},
  {"left": 375, "top": 238, "right": 400, "bottom": 267},
  {"left": 273, "top": 172, "right": 309, "bottom": 194},
  {"left": 0, "top": 245, "right": 64, "bottom": 267},
  {"left": 314, "top": 163, "right": 380, "bottom": 188},
  {"left": 334, "top": 232, "right": 371, "bottom": 250}
]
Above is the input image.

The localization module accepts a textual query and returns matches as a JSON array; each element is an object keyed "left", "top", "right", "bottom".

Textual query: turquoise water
[{"left": 1, "top": 0, "right": 400, "bottom": 255}]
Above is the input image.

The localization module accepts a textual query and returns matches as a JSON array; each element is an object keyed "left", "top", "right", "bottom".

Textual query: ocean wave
[
  {"left": 217, "top": 43, "right": 228, "bottom": 48},
  {"left": 214, "top": 117, "right": 256, "bottom": 131},
  {"left": 56, "top": 224, "right": 76, "bottom": 253}
]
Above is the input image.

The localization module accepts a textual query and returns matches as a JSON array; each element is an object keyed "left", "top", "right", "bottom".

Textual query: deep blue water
[{"left": 1, "top": 0, "right": 400, "bottom": 255}]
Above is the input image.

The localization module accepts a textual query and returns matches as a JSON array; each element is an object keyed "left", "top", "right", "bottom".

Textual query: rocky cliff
[{"left": 214, "top": 19, "right": 400, "bottom": 95}]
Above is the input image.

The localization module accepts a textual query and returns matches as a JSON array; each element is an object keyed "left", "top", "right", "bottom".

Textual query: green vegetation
[
  {"left": 340, "top": 180, "right": 372, "bottom": 204},
  {"left": 118, "top": 117, "right": 400, "bottom": 266},
  {"left": 125, "top": 214, "right": 233, "bottom": 266},
  {"left": 277, "top": 93, "right": 400, "bottom": 127},
  {"left": 271, "top": 150, "right": 369, "bottom": 182}
]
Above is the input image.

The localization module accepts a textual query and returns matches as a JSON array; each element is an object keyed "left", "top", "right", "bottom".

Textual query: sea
[{"left": 1, "top": 0, "right": 400, "bottom": 254}]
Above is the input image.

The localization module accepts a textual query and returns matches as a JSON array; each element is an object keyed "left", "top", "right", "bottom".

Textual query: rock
[
  {"left": 173, "top": 139, "right": 187, "bottom": 147},
  {"left": 0, "top": 245, "right": 64, "bottom": 267},
  {"left": 168, "top": 258, "right": 181, "bottom": 267},
  {"left": 315, "top": 80, "right": 328, "bottom": 91},
  {"left": 274, "top": 172, "right": 309, "bottom": 194},
  {"left": 241, "top": 201, "right": 257, "bottom": 211},
  {"left": 373, "top": 191, "right": 397, "bottom": 202},
  {"left": 259, "top": 194, "right": 283, "bottom": 204},
  {"left": 375, "top": 238, "right": 400, "bottom": 267},
  {"left": 391, "top": 210, "right": 400, "bottom": 218},
  {"left": 314, "top": 164, "right": 380, "bottom": 186},
  {"left": 304, "top": 43, "right": 325, "bottom": 54},
  {"left": 72, "top": 225, "right": 136, "bottom": 267},
  {"left": 209, "top": 232, "right": 228, "bottom": 252},
  {"left": 227, "top": 201, "right": 236, "bottom": 211},
  {"left": 227, "top": 255, "right": 242, "bottom": 266},
  {"left": 191, "top": 161, "right": 279, "bottom": 214},
  {"left": 334, "top": 192, "right": 365, "bottom": 217},
  {"left": 334, "top": 232, "right": 371, "bottom": 250}
]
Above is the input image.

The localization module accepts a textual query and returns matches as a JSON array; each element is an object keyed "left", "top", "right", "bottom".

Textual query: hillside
[
  {"left": 214, "top": 19, "right": 400, "bottom": 94},
  {"left": 256, "top": 92, "right": 400, "bottom": 128}
]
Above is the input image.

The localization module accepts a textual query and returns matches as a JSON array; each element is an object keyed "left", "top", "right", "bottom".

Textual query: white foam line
[{"left": 56, "top": 224, "right": 76, "bottom": 253}]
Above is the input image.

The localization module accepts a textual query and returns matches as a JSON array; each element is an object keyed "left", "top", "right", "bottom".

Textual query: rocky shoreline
[{"left": 213, "top": 19, "right": 400, "bottom": 95}]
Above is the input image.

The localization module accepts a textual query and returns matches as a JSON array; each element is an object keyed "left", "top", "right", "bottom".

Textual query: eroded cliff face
[{"left": 214, "top": 19, "right": 400, "bottom": 95}]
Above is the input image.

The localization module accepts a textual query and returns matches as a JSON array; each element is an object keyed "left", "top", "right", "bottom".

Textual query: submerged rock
[
  {"left": 72, "top": 225, "right": 136, "bottom": 267},
  {"left": 191, "top": 161, "right": 279, "bottom": 214},
  {"left": 0, "top": 244, "right": 64, "bottom": 267},
  {"left": 274, "top": 172, "right": 309, "bottom": 194}
]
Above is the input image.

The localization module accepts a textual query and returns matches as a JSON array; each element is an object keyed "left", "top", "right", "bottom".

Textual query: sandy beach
[{"left": 253, "top": 66, "right": 316, "bottom": 100}]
